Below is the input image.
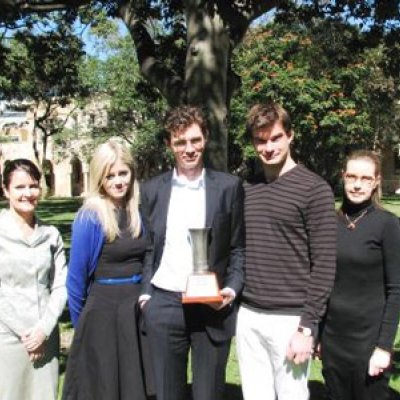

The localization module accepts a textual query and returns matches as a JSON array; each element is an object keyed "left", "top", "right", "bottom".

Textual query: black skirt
[
  {"left": 321, "top": 332, "right": 390, "bottom": 400},
  {"left": 62, "top": 282, "right": 154, "bottom": 400}
]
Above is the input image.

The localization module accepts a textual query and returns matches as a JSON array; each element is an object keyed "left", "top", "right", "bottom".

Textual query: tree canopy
[
  {"left": 0, "top": 0, "right": 399, "bottom": 172},
  {"left": 0, "top": 15, "right": 87, "bottom": 194},
  {"left": 230, "top": 19, "right": 400, "bottom": 186},
  {"left": 73, "top": 28, "right": 170, "bottom": 178}
]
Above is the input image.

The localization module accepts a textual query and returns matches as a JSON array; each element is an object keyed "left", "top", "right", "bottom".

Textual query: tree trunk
[
  {"left": 1, "top": 0, "right": 284, "bottom": 172},
  {"left": 32, "top": 106, "right": 40, "bottom": 164},
  {"left": 33, "top": 114, "right": 50, "bottom": 198},
  {"left": 184, "top": 4, "right": 230, "bottom": 171},
  {"left": 120, "top": 0, "right": 278, "bottom": 171},
  {"left": 40, "top": 133, "right": 50, "bottom": 198}
]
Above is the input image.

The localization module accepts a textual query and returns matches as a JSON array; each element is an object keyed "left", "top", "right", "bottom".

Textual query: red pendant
[{"left": 347, "top": 222, "right": 355, "bottom": 230}]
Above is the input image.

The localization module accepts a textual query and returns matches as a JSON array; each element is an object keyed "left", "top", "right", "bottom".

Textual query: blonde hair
[
  {"left": 343, "top": 150, "right": 382, "bottom": 205},
  {"left": 82, "top": 138, "right": 141, "bottom": 241}
]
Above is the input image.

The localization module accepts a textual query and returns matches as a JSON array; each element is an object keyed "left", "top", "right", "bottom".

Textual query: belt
[{"left": 95, "top": 274, "right": 142, "bottom": 285}]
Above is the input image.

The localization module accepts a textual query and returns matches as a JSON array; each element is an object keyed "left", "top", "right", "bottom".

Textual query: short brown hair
[
  {"left": 163, "top": 105, "right": 209, "bottom": 142},
  {"left": 2, "top": 158, "right": 41, "bottom": 189},
  {"left": 246, "top": 103, "right": 292, "bottom": 140}
]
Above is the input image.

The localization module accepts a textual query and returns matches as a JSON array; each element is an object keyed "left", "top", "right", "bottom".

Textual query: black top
[
  {"left": 95, "top": 208, "right": 149, "bottom": 279},
  {"left": 324, "top": 202, "right": 400, "bottom": 351},
  {"left": 242, "top": 164, "right": 337, "bottom": 330}
]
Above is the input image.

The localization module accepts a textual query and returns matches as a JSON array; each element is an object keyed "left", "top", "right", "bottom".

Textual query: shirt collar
[{"left": 172, "top": 168, "right": 205, "bottom": 189}]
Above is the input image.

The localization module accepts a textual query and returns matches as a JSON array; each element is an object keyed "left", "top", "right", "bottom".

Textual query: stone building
[{"left": 0, "top": 98, "right": 108, "bottom": 197}]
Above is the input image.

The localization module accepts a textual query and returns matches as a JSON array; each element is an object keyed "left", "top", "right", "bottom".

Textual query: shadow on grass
[
  {"left": 59, "top": 353, "right": 68, "bottom": 376},
  {"left": 221, "top": 380, "right": 328, "bottom": 400},
  {"left": 392, "top": 389, "right": 400, "bottom": 400},
  {"left": 183, "top": 381, "right": 330, "bottom": 400},
  {"left": 58, "top": 349, "right": 400, "bottom": 400},
  {"left": 309, "top": 379, "right": 400, "bottom": 400},
  {"left": 221, "top": 380, "right": 400, "bottom": 400},
  {"left": 185, "top": 381, "right": 327, "bottom": 400},
  {"left": 225, "top": 383, "right": 243, "bottom": 400},
  {"left": 309, "top": 380, "right": 326, "bottom": 399},
  {"left": 184, "top": 383, "right": 243, "bottom": 400}
]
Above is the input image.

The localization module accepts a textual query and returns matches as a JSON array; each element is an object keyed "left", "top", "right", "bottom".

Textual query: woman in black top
[
  {"left": 321, "top": 150, "right": 400, "bottom": 400},
  {"left": 63, "top": 139, "right": 154, "bottom": 400}
]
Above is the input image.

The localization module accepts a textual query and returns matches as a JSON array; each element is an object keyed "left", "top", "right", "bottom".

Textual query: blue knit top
[{"left": 66, "top": 209, "right": 105, "bottom": 327}]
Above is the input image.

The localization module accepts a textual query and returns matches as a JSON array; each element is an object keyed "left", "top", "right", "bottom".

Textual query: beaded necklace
[{"left": 343, "top": 208, "right": 369, "bottom": 230}]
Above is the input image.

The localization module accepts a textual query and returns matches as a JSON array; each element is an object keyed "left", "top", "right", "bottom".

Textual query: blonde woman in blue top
[{"left": 63, "top": 139, "right": 153, "bottom": 400}]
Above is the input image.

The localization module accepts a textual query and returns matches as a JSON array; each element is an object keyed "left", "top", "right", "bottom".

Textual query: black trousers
[
  {"left": 322, "top": 334, "right": 390, "bottom": 400},
  {"left": 143, "top": 287, "right": 231, "bottom": 400}
]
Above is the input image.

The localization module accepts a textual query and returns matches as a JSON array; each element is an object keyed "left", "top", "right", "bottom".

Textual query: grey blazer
[{"left": 0, "top": 210, "right": 67, "bottom": 337}]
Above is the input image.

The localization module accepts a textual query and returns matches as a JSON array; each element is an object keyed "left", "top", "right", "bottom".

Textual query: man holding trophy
[{"left": 139, "top": 105, "right": 245, "bottom": 400}]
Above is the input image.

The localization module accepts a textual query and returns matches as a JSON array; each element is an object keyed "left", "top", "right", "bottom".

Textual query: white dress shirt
[{"left": 151, "top": 169, "right": 206, "bottom": 292}]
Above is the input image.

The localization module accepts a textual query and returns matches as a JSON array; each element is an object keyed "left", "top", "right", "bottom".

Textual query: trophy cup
[{"left": 182, "top": 227, "right": 223, "bottom": 304}]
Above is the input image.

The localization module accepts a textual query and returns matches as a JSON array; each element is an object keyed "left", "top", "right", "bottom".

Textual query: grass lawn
[{"left": 2, "top": 196, "right": 400, "bottom": 399}]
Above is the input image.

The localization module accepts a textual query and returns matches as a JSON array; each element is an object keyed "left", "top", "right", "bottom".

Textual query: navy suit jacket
[{"left": 140, "top": 168, "right": 245, "bottom": 341}]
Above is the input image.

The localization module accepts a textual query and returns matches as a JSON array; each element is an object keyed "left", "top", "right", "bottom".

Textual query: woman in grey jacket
[{"left": 0, "top": 159, "right": 67, "bottom": 400}]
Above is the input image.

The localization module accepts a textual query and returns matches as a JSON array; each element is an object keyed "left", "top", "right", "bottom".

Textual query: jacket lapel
[
  {"left": 205, "top": 169, "right": 219, "bottom": 228},
  {"left": 157, "top": 171, "right": 173, "bottom": 237}
]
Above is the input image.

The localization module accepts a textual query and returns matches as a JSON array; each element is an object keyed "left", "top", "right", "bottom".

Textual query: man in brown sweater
[{"left": 236, "top": 102, "right": 336, "bottom": 400}]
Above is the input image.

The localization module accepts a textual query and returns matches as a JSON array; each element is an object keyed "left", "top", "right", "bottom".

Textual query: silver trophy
[
  {"left": 182, "top": 227, "right": 223, "bottom": 304},
  {"left": 189, "top": 228, "right": 210, "bottom": 274}
]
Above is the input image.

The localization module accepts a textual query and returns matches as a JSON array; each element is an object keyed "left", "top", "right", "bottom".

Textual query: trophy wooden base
[{"left": 182, "top": 272, "right": 223, "bottom": 304}]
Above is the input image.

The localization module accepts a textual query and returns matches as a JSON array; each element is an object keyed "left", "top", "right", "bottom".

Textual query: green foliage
[
  {"left": 133, "top": 118, "right": 174, "bottom": 180},
  {"left": 52, "top": 126, "right": 97, "bottom": 163},
  {"left": 0, "top": 136, "right": 14, "bottom": 143},
  {"left": 275, "top": 1, "right": 400, "bottom": 35},
  {"left": 78, "top": 56, "right": 106, "bottom": 93},
  {"left": 1, "top": 1, "right": 399, "bottom": 174},
  {"left": 0, "top": 14, "right": 88, "bottom": 184},
  {"left": 231, "top": 20, "right": 400, "bottom": 184},
  {"left": 1, "top": 16, "right": 85, "bottom": 102},
  {"left": 76, "top": 24, "right": 170, "bottom": 178}
]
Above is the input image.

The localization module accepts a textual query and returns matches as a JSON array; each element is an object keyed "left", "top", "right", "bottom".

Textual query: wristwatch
[{"left": 297, "top": 325, "right": 313, "bottom": 337}]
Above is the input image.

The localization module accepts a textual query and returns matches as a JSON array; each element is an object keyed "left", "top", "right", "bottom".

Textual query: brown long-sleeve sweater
[{"left": 242, "top": 164, "right": 337, "bottom": 331}]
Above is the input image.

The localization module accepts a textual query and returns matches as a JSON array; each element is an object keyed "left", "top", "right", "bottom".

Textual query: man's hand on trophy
[{"left": 207, "top": 287, "right": 235, "bottom": 310}]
